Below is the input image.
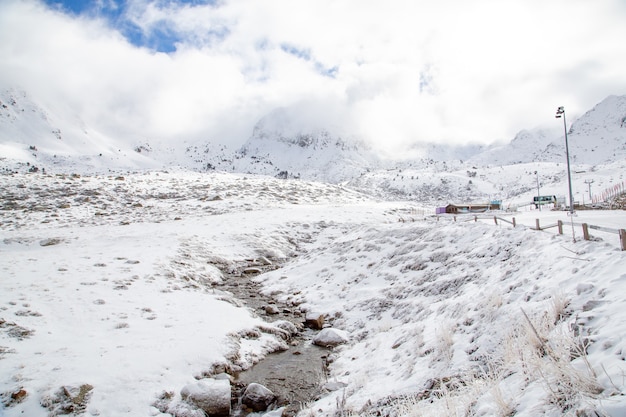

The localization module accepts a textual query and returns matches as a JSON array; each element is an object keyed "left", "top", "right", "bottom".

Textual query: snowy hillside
[
  {"left": 1, "top": 171, "right": 625, "bottom": 417},
  {"left": 468, "top": 95, "right": 626, "bottom": 167},
  {"left": 1, "top": 88, "right": 625, "bottom": 208},
  {"left": 564, "top": 95, "right": 626, "bottom": 164},
  {"left": 227, "top": 107, "right": 382, "bottom": 182},
  {"left": 0, "top": 88, "right": 160, "bottom": 173},
  {"left": 467, "top": 128, "right": 559, "bottom": 166},
  {"left": 347, "top": 158, "right": 626, "bottom": 209}
]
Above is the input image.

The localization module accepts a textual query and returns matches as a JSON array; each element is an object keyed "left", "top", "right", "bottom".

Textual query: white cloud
[{"left": 1, "top": 0, "right": 625, "bottom": 154}]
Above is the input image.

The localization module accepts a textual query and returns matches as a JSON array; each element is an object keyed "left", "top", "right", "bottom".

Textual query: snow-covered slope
[
  {"left": 467, "top": 127, "right": 559, "bottom": 166},
  {"left": 0, "top": 88, "right": 160, "bottom": 173},
  {"left": 1, "top": 88, "right": 625, "bottom": 207},
  {"left": 1, "top": 171, "right": 625, "bottom": 417},
  {"left": 228, "top": 107, "right": 382, "bottom": 182},
  {"left": 564, "top": 95, "right": 626, "bottom": 164},
  {"left": 473, "top": 95, "right": 626, "bottom": 167}
]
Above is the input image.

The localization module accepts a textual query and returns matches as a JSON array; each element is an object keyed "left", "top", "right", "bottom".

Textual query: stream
[{"left": 212, "top": 260, "right": 332, "bottom": 416}]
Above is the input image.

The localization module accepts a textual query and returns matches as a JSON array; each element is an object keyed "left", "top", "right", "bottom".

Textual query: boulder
[
  {"left": 242, "top": 383, "right": 276, "bottom": 412},
  {"left": 312, "top": 328, "right": 349, "bottom": 347},
  {"left": 264, "top": 305, "right": 280, "bottom": 315},
  {"left": 304, "top": 312, "right": 325, "bottom": 330},
  {"left": 181, "top": 378, "right": 231, "bottom": 416}
]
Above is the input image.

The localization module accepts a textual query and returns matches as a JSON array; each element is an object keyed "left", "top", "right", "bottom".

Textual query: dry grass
[{"left": 380, "top": 302, "right": 606, "bottom": 417}]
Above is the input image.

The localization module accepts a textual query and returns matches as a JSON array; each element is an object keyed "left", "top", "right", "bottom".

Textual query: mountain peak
[
  {"left": 565, "top": 94, "right": 626, "bottom": 164},
  {"left": 249, "top": 106, "right": 357, "bottom": 148}
]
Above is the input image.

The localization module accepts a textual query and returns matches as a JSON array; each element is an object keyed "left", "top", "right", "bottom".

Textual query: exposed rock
[
  {"left": 11, "top": 388, "right": 28, "bottom": 402},
  {"left": 40, "top": 237, "right": 62, "bottom": 246},
  {"left": 312, "top": 328, "right": 349, "bottom": 347},
  {"left": 181, "top": 378, "right": 231, "bottom": 416},
  {"left": 242, "top": 382, "right": 276, "bottom": 412},
  {"left": 304, "top": 312, "right": 325, "bottom": 330},
  {"left": 264, "top": 305, "right": 280, "bottom": 315},
  {"left": 1, "top": 388, "right": 27, "bottom": 407}
]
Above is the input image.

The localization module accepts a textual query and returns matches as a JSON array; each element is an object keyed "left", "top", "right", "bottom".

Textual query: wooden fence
[{"left": 438, "top": 214, "right": 626, "bottom": 251}]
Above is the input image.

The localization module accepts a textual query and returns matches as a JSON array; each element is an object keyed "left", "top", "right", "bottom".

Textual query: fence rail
[{"left": 437, "top": 214, "right": 626, "bottom": 251}]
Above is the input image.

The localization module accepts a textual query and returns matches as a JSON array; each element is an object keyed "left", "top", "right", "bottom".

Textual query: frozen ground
[{"left": 1, "top": 171, "right": 625, "bottom": 417}]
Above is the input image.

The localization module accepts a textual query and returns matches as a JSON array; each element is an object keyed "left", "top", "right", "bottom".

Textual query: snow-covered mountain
[
  {"left": 563, "top": 95, "right": 626, "bottom": 164},
  {"left": 0, "top": 88, "right": 161, "bottom": 173},
  {"left": 467, "top": 128, "right": 559, "bottom": 166},
  {"left": 466, "top": 95, "right": 626, "bottom": 167},
  {"left": 1, "top": 87, "right": 625, "bottom": 205},
  {"left": 227, "top": 107, "right": 381, "bottom": 182}
]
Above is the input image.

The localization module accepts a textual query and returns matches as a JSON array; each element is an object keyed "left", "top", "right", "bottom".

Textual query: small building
[{"left": 440, "top": 201, "right": 502, "bottom": 214}]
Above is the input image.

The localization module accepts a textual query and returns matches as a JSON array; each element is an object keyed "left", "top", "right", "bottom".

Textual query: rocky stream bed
[{"left": 212, "top": 261, "right": 337, "bottom": 417}]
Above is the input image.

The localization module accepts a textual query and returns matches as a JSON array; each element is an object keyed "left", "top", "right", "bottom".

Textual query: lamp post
[
  {"left": 555, "top": 106, "right": 575, "bottom": 215},
  {"left": 534, "top": 170, "right": 541, "bottom": 211}
]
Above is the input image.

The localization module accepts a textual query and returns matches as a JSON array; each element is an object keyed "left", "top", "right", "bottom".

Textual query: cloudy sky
[{"left": 1, "top": 0, "right": 625, "bottom": 154}]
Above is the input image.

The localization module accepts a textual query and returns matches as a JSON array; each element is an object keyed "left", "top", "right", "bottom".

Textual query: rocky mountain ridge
[{"left": 1, "top": 87, "right": 625, "bottom": 205}]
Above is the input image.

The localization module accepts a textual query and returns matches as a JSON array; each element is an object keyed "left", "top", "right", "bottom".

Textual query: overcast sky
[{"left": 1, "top": 0, "right": 625, "bottom": 154}]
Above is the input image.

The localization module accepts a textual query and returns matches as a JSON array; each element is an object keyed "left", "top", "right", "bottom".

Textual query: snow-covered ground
[{"left": 1, "top": 171, "right": 625, "bottom": 416}]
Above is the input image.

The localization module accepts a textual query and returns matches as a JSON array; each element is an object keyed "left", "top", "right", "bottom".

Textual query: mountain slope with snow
[
  {"left": 467, "top": 127, "right": 559, "bottom": 166},
  {"left": 228, "top": 107, "right": 382, "bottom": 182},
  {"left": 565, "top": 95, "right": 626, "bottom": 164},
  {"left": 0, "top": 88, "right": 160, "bottom": 173},
  {"left": 1, "top": 88, "right": 625, "bottom": 208}
]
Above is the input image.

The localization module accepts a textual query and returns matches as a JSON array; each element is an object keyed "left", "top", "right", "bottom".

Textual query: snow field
[
  {"left": 258, "top": 211, "right": 626, "bottom": 416},
  {"left": 1, "top": 171, "right": 625, "bottom": 417},
  {"left": 0, "top": 171, "right": 392, "bottom": 416}
]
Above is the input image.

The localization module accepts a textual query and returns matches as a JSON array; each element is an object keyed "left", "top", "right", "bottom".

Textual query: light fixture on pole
[
  {"left": 555, "top": 106, "right": 575, "bottom": 215},
  {"left": 534, "top": 170, "right": 541, "bottom": 211}
]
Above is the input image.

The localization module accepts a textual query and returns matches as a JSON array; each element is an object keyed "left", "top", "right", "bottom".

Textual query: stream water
[{"left": 213, "top": 261, "right": 331, "bottom": 416}]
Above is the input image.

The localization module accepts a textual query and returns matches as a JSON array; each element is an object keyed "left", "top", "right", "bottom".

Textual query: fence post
[
  {"left": 557, "top": 220, "right": 563, "bottom": 235},
  {"left": 494, "top": 216, "right": 498, "bottom": 225},
  {"left": 535, "top": 219, "right": 541, "bottom": 230},
  {"left": 620, "top": 229, "right": 626, "bottom": 251},
  {"left": 582, "top": 223, "right": 590, "bottom": 240}
]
